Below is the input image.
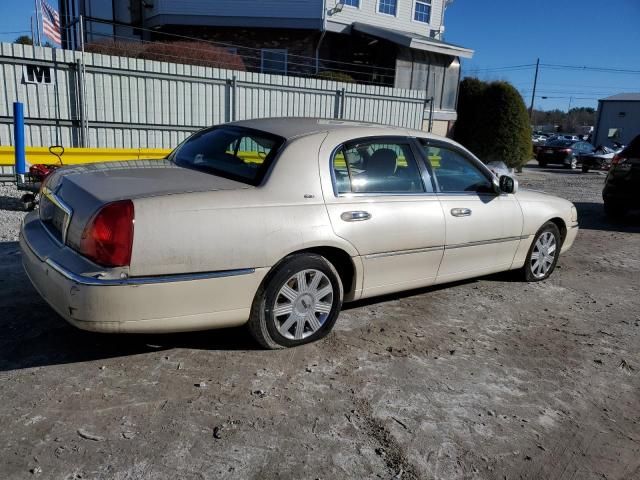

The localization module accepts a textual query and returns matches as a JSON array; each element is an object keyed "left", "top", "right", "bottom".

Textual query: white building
[
  {"left": 593, "top": 93, "right": 640, "bottom": 147},
  {"left": 60, "top": 0, "right": 473, "bottom": 135}
]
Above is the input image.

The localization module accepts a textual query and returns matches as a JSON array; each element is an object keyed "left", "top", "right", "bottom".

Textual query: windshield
[{"left": 170, "top": 126, "right": 285, "bottom": 186}]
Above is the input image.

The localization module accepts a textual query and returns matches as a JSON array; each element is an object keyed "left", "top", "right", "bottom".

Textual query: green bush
[
  {"left": 454, "top": 78, "right": 532, "bottom": 169},
  {"left": 316, "top": 71, "right": 355, "bottom": 83}
]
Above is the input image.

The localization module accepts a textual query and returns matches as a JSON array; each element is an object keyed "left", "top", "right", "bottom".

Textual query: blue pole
[{"left": 13, "top": 102, "right": 27, "bottom": 181}]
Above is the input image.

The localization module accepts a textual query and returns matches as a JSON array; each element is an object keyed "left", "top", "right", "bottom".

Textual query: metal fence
[{"left": 0, "top": 43, "right": 427, "bottom": 150}]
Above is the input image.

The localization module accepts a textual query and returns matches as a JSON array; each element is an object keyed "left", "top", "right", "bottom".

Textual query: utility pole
[
  {"left": 34, "top": 0, "right": 41, "bottom": 46},
  {"left": 528, "top": 58, "right": 540, "bottom": 122}
]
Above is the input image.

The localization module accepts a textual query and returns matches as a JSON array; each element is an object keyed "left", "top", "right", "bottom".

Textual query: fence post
[
  {"left": 13, "top": 102, "right": 26, "bottom": 183},
  {"left": 75, "top": 59, "right": 86, "bottom": 147},
  {"left": 231, "top": 75, "right": 237, "bottom": 122},
  {"left": 340, "top": 88, "right": 346, "bottom": 119}
]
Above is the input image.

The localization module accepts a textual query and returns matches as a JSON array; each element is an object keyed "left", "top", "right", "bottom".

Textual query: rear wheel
[
  {"left": 521, "top": 222, "right": 561, "bottom": 282},
  {"left": 538, "top": 160, "right": 547, "bottom": 168},
  {"left": 581, "top": 164, "right": 589, "bottom": 173},
  {"left": 247, "top": 253, "right": 343, "bottom": 349},
  {"left": 565, "top": 157, "right": 577, "bottom": 169},
  {"left": 604, "top": 200, "right": 627, "bottom": 219}
]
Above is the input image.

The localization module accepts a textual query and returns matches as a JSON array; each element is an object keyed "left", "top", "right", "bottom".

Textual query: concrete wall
[
  {"left": 0, "top": 43, "right": 427, "bottom": 149},
  {"left": 594, "top": 100, "right": 640, "bottom": 147}
]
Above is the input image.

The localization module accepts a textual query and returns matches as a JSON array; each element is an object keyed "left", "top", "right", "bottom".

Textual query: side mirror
[{"left": 498, "top": 175, "right": 518, "bottom": 194}]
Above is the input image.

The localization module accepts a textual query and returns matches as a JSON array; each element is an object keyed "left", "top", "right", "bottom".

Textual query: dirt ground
[{"left": 1, "top": 164, "right": 639, "bottom": 480}]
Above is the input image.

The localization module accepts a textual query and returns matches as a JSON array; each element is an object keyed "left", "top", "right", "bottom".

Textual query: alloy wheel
[
  {"left": 273, "top": 269, "right": 334, "bottom": 340},
  {"left": 530, "top": 231, "right": 557, "bottom": 279}
]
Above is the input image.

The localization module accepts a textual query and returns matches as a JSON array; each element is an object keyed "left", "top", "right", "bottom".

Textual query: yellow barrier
[{"left": 0, "top": 147, "right": 171, "bottom": 166}]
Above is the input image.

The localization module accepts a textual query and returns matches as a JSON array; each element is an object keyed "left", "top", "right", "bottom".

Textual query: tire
[
  {"left": 565, "top": 157, "right": 577, "bottom": 169},
  {"left": 247, "top": 253, "right": 344, "bottom": 349},
  {"left": 521, "top": 222, "right": 562, "bottom": 282},
  {"left": 581, "top": 165, "right": 589, "bottom": 173},
  {"left": 604, "top": 201, "right": 627, "bottom": 219},
  {"left": 539, "top": 161, "right": 547, "bottom": 168}
]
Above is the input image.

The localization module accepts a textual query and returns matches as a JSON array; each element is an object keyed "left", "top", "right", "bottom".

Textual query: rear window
[
  {"left": 548, "top": 140, "right": 574, "bottom": 147},
  {"left": 170, "top": 126, "right": 285, "bottom": 186}
]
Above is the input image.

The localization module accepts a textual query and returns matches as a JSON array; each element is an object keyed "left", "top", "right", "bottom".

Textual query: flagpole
[
  {"left": 30, "top": 15, "right": 35, "bottom": 44},
  {"left": 34, "top": 0, "right": 41, "bottom": 46}
]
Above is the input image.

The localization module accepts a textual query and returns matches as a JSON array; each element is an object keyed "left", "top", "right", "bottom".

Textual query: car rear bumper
[{"left": 20, "top": 212, "right": 267, "bottom": 333}]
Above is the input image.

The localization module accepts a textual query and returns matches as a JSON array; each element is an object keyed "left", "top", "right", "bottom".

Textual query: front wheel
[
  {"left": 581, "top": 165, "right": 589, "bottom": 173},
  {"left": 247, "top": 253, "right": 344, "bottom": 349},
  {"left": 521, "top": 222, "right": 561, "bottom": 282}
]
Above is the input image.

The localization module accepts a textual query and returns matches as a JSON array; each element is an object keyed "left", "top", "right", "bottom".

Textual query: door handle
[
  {"left": 451, "top": 208, "right": 472, "bottom": 217},
  {"left": 341, "top": 211, "right": 372, "bottom": 222}
]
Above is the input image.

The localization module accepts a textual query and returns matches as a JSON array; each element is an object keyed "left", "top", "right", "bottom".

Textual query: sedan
[
  {"left": 21, "top": 119, "right": 579, "bottom": 348},
  {"left": 578, "top": 145, "right": 619, "bottom": 173},
  {"left": 536, "top": 139, "right": 594, "bottom": 169}
]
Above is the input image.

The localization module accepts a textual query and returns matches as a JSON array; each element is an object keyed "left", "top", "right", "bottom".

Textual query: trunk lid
[{"left": 42, "top": 159, "right": 251, "bottom": 252}]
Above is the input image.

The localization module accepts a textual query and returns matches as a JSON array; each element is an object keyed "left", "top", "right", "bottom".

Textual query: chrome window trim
[
  {"left": 40, "top": 186, "right": 73, "bottom": 245},
  {"left": 45, "top": 258, "right": 256, "bottom": 287}
]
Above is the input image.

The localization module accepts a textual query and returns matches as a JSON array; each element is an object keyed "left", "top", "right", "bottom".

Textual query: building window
[
  {"left": 261, "top": 49, "right": 287, "bottom": 75},
  {"left": 378, "top": 0, "right": 397, "bottom": 16},
  {"left": 343, "top": 0, "right": 360, "bottom": 7},
  {"left": 414, "top": 1, "right": 431, "bottom": 23}
]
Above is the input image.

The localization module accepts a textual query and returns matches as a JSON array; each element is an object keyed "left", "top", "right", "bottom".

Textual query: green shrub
[
  {"left": 316, "top": 71, "right": 355, "bottom": 83},
  {"left": 454, "top": 78, "right": 532, "bottom": 169}
]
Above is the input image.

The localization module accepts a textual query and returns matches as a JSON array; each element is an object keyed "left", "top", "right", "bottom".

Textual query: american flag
[{"left": 41, "top": 0, "right": 61, "bottom": 45}]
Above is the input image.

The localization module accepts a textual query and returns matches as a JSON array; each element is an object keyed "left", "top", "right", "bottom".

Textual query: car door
[
  {"left": 417, "top": 139, "right": 524, "bottom": 284},
  {"left": 320, "top": 134, "right": 446, "bottom": 299}
]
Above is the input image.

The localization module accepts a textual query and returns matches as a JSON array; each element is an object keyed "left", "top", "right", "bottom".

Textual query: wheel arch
[{"left": 547, "top": 217, "right": 567, "bottom": 244}]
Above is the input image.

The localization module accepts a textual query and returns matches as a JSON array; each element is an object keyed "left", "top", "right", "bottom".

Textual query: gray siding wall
[
  {"left": 327, "top": 0, "right": 444, "bottom": 36},
  {"left": 148, "top": 0, "right": 324, "bottom": 21},
  {"left": 594, "top": 101, "right": 640, "bottom": 147},
  {"left": 0, "top": 43, "right": 427, "bottom": 149}
]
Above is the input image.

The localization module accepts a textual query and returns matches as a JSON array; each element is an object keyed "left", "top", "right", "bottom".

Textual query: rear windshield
[
  {"left": 169, "top": 126, "right": 285, "bottom": 186},
  {"left": 547, "top": 140, "right": 575, "bottom": 147}
]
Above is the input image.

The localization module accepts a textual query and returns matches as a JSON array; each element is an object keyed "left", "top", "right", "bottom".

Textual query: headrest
[{"left": 367, "top": 148, "right": 397, "bottom": 177}]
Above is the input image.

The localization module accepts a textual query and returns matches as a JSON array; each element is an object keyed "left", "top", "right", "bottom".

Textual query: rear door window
[{"left": 332, "top": 139, "right": 426, "bottom": 194}]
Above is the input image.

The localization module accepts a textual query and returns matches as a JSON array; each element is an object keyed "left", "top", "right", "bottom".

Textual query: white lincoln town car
[{"left": 20, "top": 119, "right": 578, "bottom": 348}]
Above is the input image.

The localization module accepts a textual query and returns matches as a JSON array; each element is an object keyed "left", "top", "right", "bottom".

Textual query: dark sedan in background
[
  {"left": 536, "top": 140, "right": 594, "bottom": 169},
  {"left": 578, "top": 145, "right": 619, "bottom": 173},
  {"left": 603, "top": 134, "right": 640, "bottom": 218}
]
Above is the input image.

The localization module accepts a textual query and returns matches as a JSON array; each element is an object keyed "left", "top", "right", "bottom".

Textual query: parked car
[
  {"left": 603, "top": 134, "right": 640, "bottom": 218},
  {"left": 536, "top": 139, "right": 594, "bottom": 169},
  {"left": 578, "top": 145, "right": 620, "bottom": 173},
  {"left": 20, "top": 119, "right": 579, "bottom": 348}
]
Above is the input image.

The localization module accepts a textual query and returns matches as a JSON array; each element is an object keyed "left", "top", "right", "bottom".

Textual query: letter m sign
[{"left": 23, "top": 65, "right": 53, "bottom": 84}]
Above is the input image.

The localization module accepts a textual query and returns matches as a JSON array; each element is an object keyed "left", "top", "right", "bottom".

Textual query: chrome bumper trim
[{"left": 45, "top": 258, "right": 256, "bottom": 286}]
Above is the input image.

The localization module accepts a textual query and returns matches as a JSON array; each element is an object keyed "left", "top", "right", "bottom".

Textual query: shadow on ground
[{"left": 573, "top": 202, "right": 640, "bottom": 233}]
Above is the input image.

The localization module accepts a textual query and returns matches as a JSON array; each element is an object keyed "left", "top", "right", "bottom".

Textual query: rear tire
[
  {"left": 247, "top": 253, "right": 343, "bottom": 349},
  {"left": 581, "top": 165, "right": 589, "bottom": 173},
  {"left": 604, "top": 201, "right": 627, "bottom": 219},
  {"left": 521, "top": 222, "right": 561, "bottom": 282},
  {"left": 538, "top": 161, "right": 547, "bottom": 168}
]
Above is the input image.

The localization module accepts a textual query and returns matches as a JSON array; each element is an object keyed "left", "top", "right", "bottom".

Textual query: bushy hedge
[
  {"left": 316, "top": 71, "right": 355, "bottom": 83},
  {"left": 86, "top": 41, "right": 246, "bottom": 71},
  {"left": 454, "top": 78, "right": 532, "bottom": 169}
]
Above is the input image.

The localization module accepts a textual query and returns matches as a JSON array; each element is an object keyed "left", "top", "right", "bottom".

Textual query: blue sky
[
  {"left": 0, "top": 0, "right": 638, "bottom": 111},
  {"left": 446, "top": 0, "right": 640, "bottom": 111}
]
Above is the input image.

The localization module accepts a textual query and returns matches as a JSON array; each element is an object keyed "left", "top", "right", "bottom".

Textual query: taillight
[
  {"left": 562, "top": 148, "right": 572, "bottom": 153},
  {"left": 80, "top": 200, "right": 135, "bottom": 267},
  {"left": 611, "top": 154, "right": 626, "bottom": 167}
]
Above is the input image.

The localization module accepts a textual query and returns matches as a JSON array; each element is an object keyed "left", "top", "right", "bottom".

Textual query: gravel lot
[{"left": 1, "top": 164, "right": 639, "bottom": 480}]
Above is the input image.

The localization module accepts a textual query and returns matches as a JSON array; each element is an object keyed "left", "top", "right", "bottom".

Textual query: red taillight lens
[
  {"left": 562, "top": 148, "right": 572, "bottom": 153},
  {"left": 611, "top": 154, "right": 626, "bottom": 166},
  {"left": 80, "top": 200, "right": 134, "bottom": 267}
]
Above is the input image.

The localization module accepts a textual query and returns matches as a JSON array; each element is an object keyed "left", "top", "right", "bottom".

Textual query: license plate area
[{"left": 39, "top": 189, "right": 72, "bottom": 245}]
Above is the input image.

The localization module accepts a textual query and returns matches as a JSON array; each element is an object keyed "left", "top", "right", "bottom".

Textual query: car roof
[{"left": 228, "top": 117, "right": 437, "bottom": 141}]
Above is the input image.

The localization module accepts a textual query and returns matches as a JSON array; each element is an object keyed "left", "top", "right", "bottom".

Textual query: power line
[{"left": 540, "top": 63, "right": 640, "bottom": 75}]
